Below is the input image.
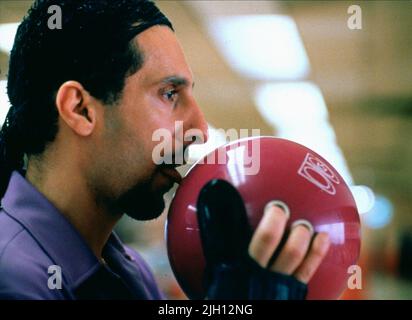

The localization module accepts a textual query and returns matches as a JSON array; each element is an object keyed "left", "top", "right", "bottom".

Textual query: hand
[
  {"left": 248, "top": 201, "right": 330, "bottom": 284},
  {"left": 196, "top": 179, "right": 331, "bottom": 300}
]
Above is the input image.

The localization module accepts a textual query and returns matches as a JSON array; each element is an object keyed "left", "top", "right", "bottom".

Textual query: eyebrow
[{"left": 160, "top": 75, "right": 195, "bottom": 89}]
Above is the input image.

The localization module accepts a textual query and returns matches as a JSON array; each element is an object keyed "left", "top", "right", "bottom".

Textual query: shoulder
[
  {"left": 0, "top": 211, "right": 67, "bottom": 299},
  {"left": 124, "top": 245, "right": 164, "bottom": 299}
]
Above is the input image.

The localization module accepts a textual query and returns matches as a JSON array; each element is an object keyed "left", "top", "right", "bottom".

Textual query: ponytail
[{"left": 0, "top": 106, "right": 25, "bottom": 198}]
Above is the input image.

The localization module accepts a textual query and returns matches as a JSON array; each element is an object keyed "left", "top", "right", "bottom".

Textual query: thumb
[{"left": 196, "top": 179, "right": 252, "bottom": 265}]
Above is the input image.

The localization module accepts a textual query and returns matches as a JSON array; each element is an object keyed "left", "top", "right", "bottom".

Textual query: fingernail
[
  {"left": 291, "top": 219, "right": 314, "bottom": 236},
  {"left": 264, "top": 200, "right": 290, "bottom": 219}
]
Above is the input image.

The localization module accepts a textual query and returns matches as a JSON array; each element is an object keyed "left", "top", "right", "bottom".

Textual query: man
[{"left": 0, "top": 0, "right": 330, "bottom": 299}]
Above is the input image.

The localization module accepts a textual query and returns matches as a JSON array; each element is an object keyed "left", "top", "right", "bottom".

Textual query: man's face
[{"left": 87, "top": 25, "right": 208, "bottom": 220}]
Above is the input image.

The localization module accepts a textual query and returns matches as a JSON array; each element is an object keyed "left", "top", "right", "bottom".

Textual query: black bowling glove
[{"left": 196, "top": 179, "right": 307, "bottom": 300}]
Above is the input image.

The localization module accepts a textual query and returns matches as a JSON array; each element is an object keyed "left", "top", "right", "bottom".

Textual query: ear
[{"left": 55, "top": 81, "right": 97, "bottom": 137}]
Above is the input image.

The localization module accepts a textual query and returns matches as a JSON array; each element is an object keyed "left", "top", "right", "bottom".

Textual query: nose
[{"left": 185, "top": 98, "right": 209, "bottom": 146}]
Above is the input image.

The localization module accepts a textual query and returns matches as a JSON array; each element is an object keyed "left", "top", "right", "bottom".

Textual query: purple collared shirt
[{"left": 0, "top": 171, "right": 164, "bottom": 300}]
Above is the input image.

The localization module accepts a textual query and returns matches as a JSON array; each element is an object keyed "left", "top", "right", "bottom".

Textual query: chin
[
  {"left": 113, "top": 165, "right": 179, "bottom": 221},
  {"left": 116, "top": 182, "right": 169, "bottom": 221},
  {"left": 124, "top": 198, "right": 166, "bottom": 221}
]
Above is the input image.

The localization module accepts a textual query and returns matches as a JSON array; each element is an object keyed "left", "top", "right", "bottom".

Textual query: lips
[
  {"left": 158, "top": 149, "right": 188, "bottom": 185},
  {"left": 159, "top": 165, "right": 183, "bottom": 184}
]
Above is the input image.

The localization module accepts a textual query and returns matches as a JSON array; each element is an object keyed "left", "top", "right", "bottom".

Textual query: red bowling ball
[{"left": 166, "top": 137, "right": 361, "bottom": 300}]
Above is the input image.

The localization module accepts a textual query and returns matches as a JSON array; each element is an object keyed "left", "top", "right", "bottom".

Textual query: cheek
[
  {"left": 116, "top": 94, "right": 180, "bottom": 167},
  {"left": 95, "top": 121, "right": 152, "bottom": 188},
  {"left": 129, "top": 119, "right": 178, "bottom": 164},
  {"left": 93, "top": 140, "right": 155, "bottom": 199},
  {"left": 116, "top": 131, "right": 154, "bottom": 174}
]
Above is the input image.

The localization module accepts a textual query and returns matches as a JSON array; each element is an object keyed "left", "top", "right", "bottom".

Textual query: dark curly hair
[{"left": 0, "top": 0, "right": 173, "bottom": 197}]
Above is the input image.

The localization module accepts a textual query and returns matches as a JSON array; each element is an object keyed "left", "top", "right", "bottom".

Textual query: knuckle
[
  {"left": 311, "top": 233, "right": 330, "bottom": 258},
  {"left": 257, "top": 229, "right": 277, "bottom": 247},
  {"left": 284, "top": 244, "right": 306, "bottom": 263},
  {"left": 311, "top": 242, "right": 327, "bottom": 259},
  {"left": 296, "top": 268, "right": 311, "bottom": 282}
]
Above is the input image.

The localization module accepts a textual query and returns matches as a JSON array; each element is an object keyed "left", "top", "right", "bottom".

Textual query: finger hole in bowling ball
[
  {"left": 291, "top": 219, "right": 315, "bottom": 236},
  {"left": 265, "top": 200, "right": 291, "bottom": 219}
]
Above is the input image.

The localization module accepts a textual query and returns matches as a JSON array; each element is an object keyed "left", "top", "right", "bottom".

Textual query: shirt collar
[{"left": 1, "top": 170, "right": 125, "bottom": 289}]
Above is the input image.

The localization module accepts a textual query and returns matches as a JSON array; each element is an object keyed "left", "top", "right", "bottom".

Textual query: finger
[
  {"left": 270, "top": 222, "right": 313, "bottom": 274},
  {"left": 248, "top": 201, "right": 289, "bottom": 268},
  {"left": 293, "top": 232, "right": 330, "bottom": 284}
]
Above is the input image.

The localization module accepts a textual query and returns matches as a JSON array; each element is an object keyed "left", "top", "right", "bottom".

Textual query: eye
[{"left": 162, "top": 88, "right": 179, "bottom": 104}]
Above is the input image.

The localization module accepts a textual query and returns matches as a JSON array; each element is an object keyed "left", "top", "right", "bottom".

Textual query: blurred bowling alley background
[{"left": 1, "top": 1, "right": 412, "bottom": 299}]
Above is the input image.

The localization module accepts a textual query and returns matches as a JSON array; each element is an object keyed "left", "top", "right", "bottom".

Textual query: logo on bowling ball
[{"left": 298, "top": 153, "right": 340, "bottom": 195}]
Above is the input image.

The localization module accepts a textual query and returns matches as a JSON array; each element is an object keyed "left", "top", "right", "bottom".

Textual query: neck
[{"left": 26, "top": 158, "right": 122, "bottom": 260}]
